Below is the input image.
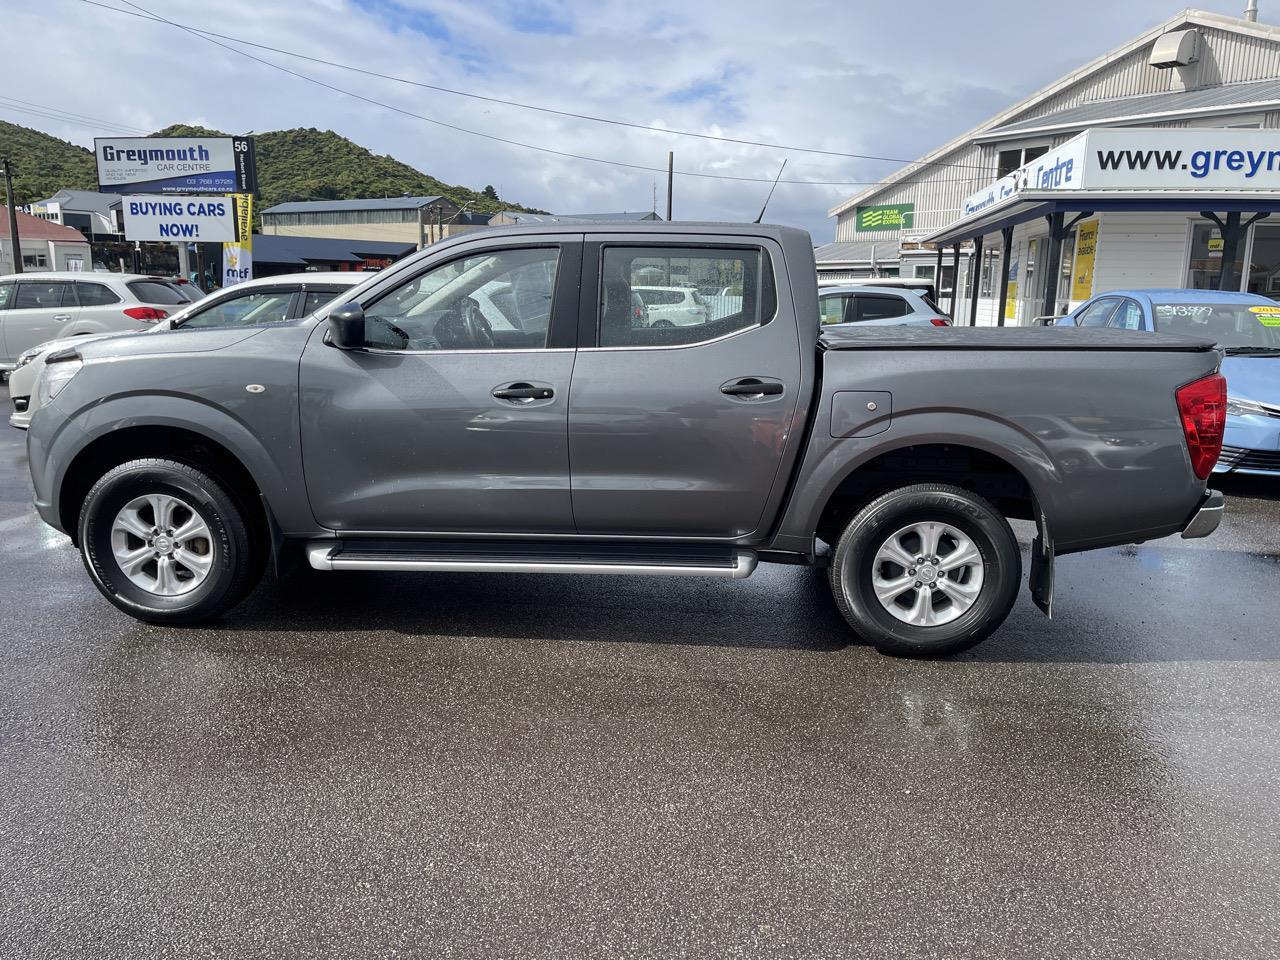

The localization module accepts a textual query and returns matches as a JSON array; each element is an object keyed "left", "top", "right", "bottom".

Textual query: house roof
[
  {"left": 828, "top": 8, "right": 1280, "bottom": 218},
  {"left": 1, "top": 207, "right": 90, "bottom": 243},
  {"left": 251, "top": 233, "right": 416, "bottom": 265},
  {"left": 261, "top": 196, "right": 447, "bottom": 215},
  {"left": 814, "top": 240, "right": 898, "bottom": 265},
  {"left": 978, "top": 75, "right": 1280, "bottom": 140},
  {"left": 499, "top": 210, "right": 662, "bottom": 223},
  {"left": 34, "top": 189, "right": 120, "bottom": 216}
]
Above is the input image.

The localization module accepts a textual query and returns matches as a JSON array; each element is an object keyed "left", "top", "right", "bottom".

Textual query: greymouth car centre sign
[{"left": 95, "top": 136, "right": 257, "bottom": 195}]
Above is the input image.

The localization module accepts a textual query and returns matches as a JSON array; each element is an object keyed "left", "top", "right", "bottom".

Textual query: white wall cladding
[{"left": 1091, "top": 212, "right": 1190, "bottom": 291}]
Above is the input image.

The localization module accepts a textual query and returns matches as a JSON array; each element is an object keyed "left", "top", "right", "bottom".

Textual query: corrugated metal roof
[
  {"left": 261, "top": 196, "right": 445, "bottom": 215},
  {"left": 251, "top": 234, "right": 416, "bottom": 265},
  {"left": 2, "top": 207, "right": 90, "bottom": 243},
  {"left": 982, "top": 77, "right": 1280, "bottom": 138},
  {"left": 814, "top": 240, "right": 896, "bottom": 264},
  {"left": 35, "top": 189, "right": 120, "bottom": 216}
]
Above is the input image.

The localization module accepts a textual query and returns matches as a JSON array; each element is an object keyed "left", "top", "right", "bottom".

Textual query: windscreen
[{"left": 1151, "top": 301, "right": 1280, "bottom": 351}]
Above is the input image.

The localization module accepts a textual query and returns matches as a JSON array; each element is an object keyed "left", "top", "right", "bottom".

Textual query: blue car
[{"left": 1056, "top": 289, "right": 1280, "bottom": 476}]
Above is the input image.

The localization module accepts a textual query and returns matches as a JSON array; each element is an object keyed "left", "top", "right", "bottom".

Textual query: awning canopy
[{"left": 923, "top": 189, "right": 1280, "bottom": 246}]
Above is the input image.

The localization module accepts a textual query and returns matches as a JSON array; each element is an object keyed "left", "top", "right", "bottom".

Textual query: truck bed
[{"left": 819, "top": 326, "right": 1218, "bottom": 352}]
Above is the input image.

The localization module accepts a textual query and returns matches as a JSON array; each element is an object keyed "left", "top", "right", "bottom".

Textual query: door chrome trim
[{"left": 307, "top": 543, "right": 758, "bottom": 579}]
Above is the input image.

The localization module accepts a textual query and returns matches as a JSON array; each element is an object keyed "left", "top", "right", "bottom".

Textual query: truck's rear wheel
[
  {"left": 829, "top": 483, "right": 1020, "bottom": 657},
  {"left": 78, "top": 459, "right": 259, "bottom": 623}
]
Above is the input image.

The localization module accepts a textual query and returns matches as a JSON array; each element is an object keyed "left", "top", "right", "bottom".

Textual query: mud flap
[{"left": 1029, "top": 510, "right": 1054, "bottom": 618}]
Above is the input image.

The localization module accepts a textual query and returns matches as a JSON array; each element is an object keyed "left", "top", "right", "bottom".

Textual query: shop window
[
  {"left": 1245, "top": 224, "right": 1280, "bottom": 298},
  {"left": 996, "top": 143, "right": 1049, "bottom": 178},
  {"left": 1187, "top": 222, "right": 1243, "bottom": 290}
]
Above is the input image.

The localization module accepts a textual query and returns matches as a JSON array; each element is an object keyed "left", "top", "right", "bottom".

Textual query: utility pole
[
  {"left": 2, "top": 158, "right": 22, "bottom": 274},
  {"left": 666, "top": 152, "right": 673, "bottom": 221}
]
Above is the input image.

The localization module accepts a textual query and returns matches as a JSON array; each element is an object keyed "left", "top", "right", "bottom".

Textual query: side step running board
[{"left": 307, "top": 539, "right": 758, "bottom": 579}]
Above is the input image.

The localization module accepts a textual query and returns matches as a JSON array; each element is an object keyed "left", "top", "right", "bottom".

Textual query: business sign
[
  {"left": 122, "top": 196, "right": 236, "bottom": 242},
  {"left": 1084, "top": 127, "right": 1280, "bottom": 191},
  {"left": 96, "top": 136, "right": 256, "bottom": 195},
  {"left": 222, "top": 194, "right": 253, "bottom": 287},
  {"left": 856, "top": 203, "right": 913, "bottom": 232},
  {"left": 1070, "top": 220, "right": 1098, "bottom": 300}
]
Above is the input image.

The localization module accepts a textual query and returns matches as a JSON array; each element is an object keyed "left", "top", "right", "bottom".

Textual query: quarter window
[
  {"left": 126, "top": 280, "right": 189, "bottom": 305},
  {"left": 0, "top": 281, "right": 13, "bottom": 310},
  {"left": 302, "top": 289, "right": 346, "bottom": 316},
  {"left": 76, "top": 282, "right": 121, "bottom": 306},
  {"left": 363, "top": 246, "right": 559, "bottom": 351},
  {"left": 599, "top": 246, "right": 772, "bottom": 347}
]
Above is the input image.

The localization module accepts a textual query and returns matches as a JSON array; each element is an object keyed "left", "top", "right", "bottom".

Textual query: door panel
[
  {"left": 568, "top": 239, "right": 803, "bottom": 539},
  {"left": 299, "top": 239, "right": 580, "bottom": 534},
  {"left": 3, "top": 281, "right": 79, "bottom": 358}
]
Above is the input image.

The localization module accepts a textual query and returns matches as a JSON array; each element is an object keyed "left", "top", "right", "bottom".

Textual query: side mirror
[{"left": 328, "top": 303, "right": 366, "bottom": 350}]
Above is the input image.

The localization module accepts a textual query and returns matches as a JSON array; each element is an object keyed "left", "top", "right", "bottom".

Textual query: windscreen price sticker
[{"left": 1249, "top": 304, "right": 1280, "bottom": 326}]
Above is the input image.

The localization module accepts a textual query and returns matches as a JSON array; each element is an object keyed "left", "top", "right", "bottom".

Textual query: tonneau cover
[{"left": 819, "top": 326, "right": 1217, "bottom": 352}]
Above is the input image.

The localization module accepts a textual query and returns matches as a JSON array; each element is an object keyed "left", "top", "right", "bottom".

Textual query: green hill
[
  {"left": 0, "top": 120, "right": 540, "bottom": 214},
  {"left": 0, "top": 120, "right": 98, "bottom": 202}
]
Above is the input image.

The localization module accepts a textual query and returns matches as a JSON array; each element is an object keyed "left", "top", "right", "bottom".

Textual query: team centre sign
[
  {"left": 96, "top": 136, "right": 256, "bottom": 195},
  {"left": 122, "top": 196, "right": 237, "bottom": 242},
  {"left": 960, "top": 127, "right": 1280, "bottom": 220}
]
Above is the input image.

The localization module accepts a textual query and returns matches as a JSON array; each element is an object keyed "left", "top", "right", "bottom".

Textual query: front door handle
[
  {"left": 493, "top": 382, "right": 554, "bottom": 403},
  {"left": 721, "top": 377, "right": 784, "bottom": 399}
]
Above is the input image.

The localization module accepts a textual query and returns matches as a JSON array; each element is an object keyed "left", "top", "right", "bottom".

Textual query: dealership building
[{"left": 819, "top": 8, "right": 1280, "bottom": 324}]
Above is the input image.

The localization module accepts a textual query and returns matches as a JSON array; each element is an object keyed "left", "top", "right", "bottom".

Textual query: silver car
[
  {"left": 7, "top": 272, "right": 363, "bottom": 429},
  {"left": 0, "top": 273, "right": 196, "bottom": 374},
  {"left": 818, "top": 285, "right": 952, "bottom": 328}
]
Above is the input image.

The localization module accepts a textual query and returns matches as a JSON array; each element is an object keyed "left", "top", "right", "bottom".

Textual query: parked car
[
  {"left": 7, "top": 273, "right": 362, "bottom": 429},
  {"left": 0, "top": 273, "right": 194, "bottom": 375},
  {"left": 632, "top": 285, "right": 710, "bottom": 326},
  {"left": 24, "top": 224, "right": 1224, "bottom": 657},
  {"left": 1054, "top": 288, "right": 1280, "bottom": 475},
  {"left": 819, "top": 285, "right": 951, "bottom": 327},
  {"left": 823, "top": 277, "right": 940, "bottom": 304}
]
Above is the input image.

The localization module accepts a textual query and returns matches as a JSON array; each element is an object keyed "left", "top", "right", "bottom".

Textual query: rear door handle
[
  {"left": 493, "top": 382, "right": 554, "bottom": 403},
  {"left": 721, "top": 377, "right": 784, "bottom": 399},
  {"left": 52, "top": 314, "right": 72, "bottom": 323}
]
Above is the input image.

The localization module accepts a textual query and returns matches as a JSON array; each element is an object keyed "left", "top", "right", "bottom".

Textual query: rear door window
[
  {"left": 599, "top": 247, "right": 773, "bottom": 347},
  {"left": 854, "top": 294, "right": 909, "bottom": 321},
  {"left": 127, "top": 280, "right": 189, "bottom": 305},
  {"left": 76, "top": 282, "right": 122, "bottom": 306},
  {"left": 1107, "top": 300, "right": 1145, "bottom": 330},
  {"left": 1076, "top": 297, "right": 1120, "bottom": 327},
  {"left": 180, "top": 289, "right": 296, "bottom": 329},
  {"left": 14, "top": 281, "right": 73, "bottom": 309}
]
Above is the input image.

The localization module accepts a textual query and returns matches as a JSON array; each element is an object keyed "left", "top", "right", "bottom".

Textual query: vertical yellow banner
[
  {"left": 1071, "top": 220, "right": 1098, "bottom": 301},
  {"left": 222, "top": 194, "right": 253, "bottom": 287}
]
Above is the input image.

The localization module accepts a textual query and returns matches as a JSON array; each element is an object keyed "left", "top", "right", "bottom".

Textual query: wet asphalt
[{"left": 1, "top": 397, "right": 1278, "bottom": 960}]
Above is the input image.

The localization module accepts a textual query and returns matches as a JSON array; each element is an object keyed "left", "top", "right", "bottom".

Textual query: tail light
[
  {"left": 124, "top": 307, "right": 168, "bottom": 322},
  {"left": 928, "top": 317, "right": 951, "bottom": 326},
  {"left": 1175, "top": 373, "right": 1226, "bottom": 480}
]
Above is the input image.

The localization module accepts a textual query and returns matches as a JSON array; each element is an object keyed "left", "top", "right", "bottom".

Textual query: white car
[
  {"left": 7, "top": 272, "right": 364, "bottom": 429},
  {"left": 0, "top": 272, "right": 196, "bottom": 374},
  {"left": 632, "top": 286, "right": 710, "bottom": 326}
]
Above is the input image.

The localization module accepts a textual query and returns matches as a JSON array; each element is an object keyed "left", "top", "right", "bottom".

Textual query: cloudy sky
[{"left": 3, "top": 0, "right": 1264, "bottom": 239}]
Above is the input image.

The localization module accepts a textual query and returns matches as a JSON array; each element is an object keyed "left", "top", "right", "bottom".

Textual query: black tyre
[
  {"left": 78, "top": 458, "right": 260, "bottom": 624},
  {"left": 828, "top": 482, "right": 1020, "bottom": 657}
]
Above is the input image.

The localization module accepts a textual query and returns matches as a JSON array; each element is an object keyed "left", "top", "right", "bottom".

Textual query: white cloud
[{"left": 4, "top": 0, "right": 1256, "bottom": 240}]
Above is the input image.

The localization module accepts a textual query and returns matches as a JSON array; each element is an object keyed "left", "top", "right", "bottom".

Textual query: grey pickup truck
[{"left": 24, "top": 223, "right": 1226, "bottom": 656}]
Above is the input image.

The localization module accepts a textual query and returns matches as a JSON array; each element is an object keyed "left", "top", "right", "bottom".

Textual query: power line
[
  {"left": 78, "top": 0, "right": 990, "bottom": 175},
  {"left": 94, "top": 0, "right": 908, "bottom": 189},
  {"left": 0, "top": 97, "right": 151, "bottom": 136}
]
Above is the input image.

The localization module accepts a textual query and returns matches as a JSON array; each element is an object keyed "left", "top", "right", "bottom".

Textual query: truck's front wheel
[
  {"left": 78, "top": 459, "right": 260, "bottom": 624},
  {"left": 829, "top": 483, "right": 1020, "bottom": 657}
]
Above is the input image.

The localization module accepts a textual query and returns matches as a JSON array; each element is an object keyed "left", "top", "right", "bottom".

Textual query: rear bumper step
[{"left": 307, "top": 539, "right": 758, "bottom": 579}]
